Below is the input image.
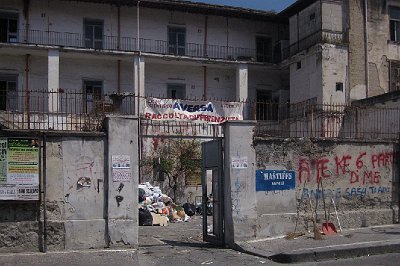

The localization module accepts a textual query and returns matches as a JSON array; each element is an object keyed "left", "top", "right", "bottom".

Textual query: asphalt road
[{"left": 1, "top": 215, "right": 400, "bottom": 266}]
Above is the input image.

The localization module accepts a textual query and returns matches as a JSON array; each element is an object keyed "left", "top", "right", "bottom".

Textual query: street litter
[{"left": 138, "top": 182, "right": 195, "bottom": 226}]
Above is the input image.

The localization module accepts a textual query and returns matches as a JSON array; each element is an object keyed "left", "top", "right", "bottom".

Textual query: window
[
  {"left": 84, "top": 19, "right": 103, "bottom": 49},
  {"left": 296, "top": 61, "right": 302, "bottom": 70},
  {"left": 0, "top": 12, "right": 18, "bottom": 43},
  {"left": 256, "top": 36, "right": 272, "bottom": 63},
  {"left": 390, "top": 6, "right": 400, "bottom": 42},
  {"left": 336, "top": 82, "right": 343, "bottom": 92},
  {"left": 83, "top": 80, "right": 103, "bottom": 113},
  {"left": 168, "top": 27, "right": 186, "bottom": 56},
  {"left": 390, "top": 60, "right": 400, "bottom": 91},
  {"left": 167, "top": 84, "right": 186, "bottom": 99},
  {"left": 0, "top": 74, "right": 17, "bottom": 111}
]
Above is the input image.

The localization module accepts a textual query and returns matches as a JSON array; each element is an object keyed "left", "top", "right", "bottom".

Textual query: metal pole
[
  {"left": 137, "top": 1, "right": 140, "bottom": 51},
  {"left": 42, "top": 134, "right": 47, "bottom": 253}
]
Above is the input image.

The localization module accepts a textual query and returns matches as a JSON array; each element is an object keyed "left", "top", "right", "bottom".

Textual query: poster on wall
[
  {"left": 112, "top": 155, "right": 132, "bottom": 182},
  {"left": 142, "top": 97, "right": 243, "bottom": 124},
  {"left": 0, "top": 138, "right": 40, "bottom": 201},
  {"left": 231, "top": 156, "right": 248, "bottom": 169},
  {"left": 256, "top": 170, "right": 296, "bottom": 192}
]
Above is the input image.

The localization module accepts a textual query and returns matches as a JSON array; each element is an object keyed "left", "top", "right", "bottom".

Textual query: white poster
[
  {"left": 112, "top": 155, "right": 131, "bottom": 169},
  {"left": 142, "top": 97, "right": 243, "bottom": 124},
  {"left": 112, "top": 155, "right": 132, "bottom": 182},
  {"left": 112, "top": 168, "right": 132, "bottom": 182},
  {"left": 231, "top": 156, "right": 248, "bottom": 169}
]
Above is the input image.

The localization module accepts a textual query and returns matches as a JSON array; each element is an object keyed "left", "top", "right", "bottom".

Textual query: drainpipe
[
  {"left": 136, "top": 1, "right": 142, "bottom": 184},
  {"left": 23, "top": 0, "right": 31, "bottom": 128},
  {"left": 297, "top": 13, "right": 299, "bottom": 53},
  {"left": 203, "top": 66, "right": 207, "bottom": 100},
  {"left": 226, "top": 17, "right": 229, "bottom": 56},
  {"left": 117, "top": 5, "right": 121, "bottom": 92},
  {"left": 203, "top": 15, "right": 208, "bottom": 100},
  {"left": 364, "top": 0, "right": 369, "bottom": 98},
  {"left": 137, "top": 1, "right": 140, "bottom": 51},
  {"left": 25, "top": 54, "right": 30, "bottom": 129},
  {"left": 204, "top": 15, "right": 208, "bottom": 57},
  {"left": 42, "top": 134, "right": 47, "bottom": 253},
  {"left": 23, "top": 0, "right": 30, "bottom": 42}
]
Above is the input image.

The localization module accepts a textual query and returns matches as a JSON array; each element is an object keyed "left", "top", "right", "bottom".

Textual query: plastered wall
[{"left": 255, "top": 139, "right": 399, "bottom": 238}]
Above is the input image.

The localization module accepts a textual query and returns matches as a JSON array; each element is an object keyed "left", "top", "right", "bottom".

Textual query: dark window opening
[
  {"left": 167, "top": 84, "right": 186, "bottom": 99},
  {"left": 390, "top": 61, "right": 400, "bottom": 91},
  {"left": 390, "top": 6, "right": 400, "bottom": 42},
  {"left": 168, "top": 27, "right": 186, "bottom": 56},
  {"left": 256, "top": 90, "right": 280, "bottom": 120},
  {"left": 256, "top": 36, "right": 272, "bottom": 63},
  {"left": 336, "top": 82, "right": 343, "bottom": 92},
  {"left": 84, "top": 19, "right": 103, "bottom": 49},
  {"left": 0, "top": 12, "right": 18, "bottom": 43},
  {"left": 83, "top": 80, "right": 103, "bottom": 113},
  {"left": 310, "top": 13, "right": 316, "bottom": 21},
  {"left": 296, "top": 61, "right": 302, "bottom": 70},
  {"left": 0, "top": 74, "right": 17, "bottom": 111}
]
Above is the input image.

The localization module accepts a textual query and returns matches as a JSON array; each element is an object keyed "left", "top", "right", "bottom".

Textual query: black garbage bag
[
  {"left": 139, "top": 208, "right": 153, "bottom": 226},
  {"left": 183, "top": 203, "right": 195, "bottom": 216},
  {"left": 138, "top": 188, "right": 146, "bottom": 202}
]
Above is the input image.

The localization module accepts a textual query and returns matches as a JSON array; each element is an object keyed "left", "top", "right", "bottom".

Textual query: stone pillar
[
  {"left": 48, "top": 49, "right": 60, "bottom": 112},
  {"left": 223, "top": 121, "right": 257, "bottom": 245},
  {"left": 133, "top": 55, "right": 145, "bottom": 115},
  {"left": 106, "top": 117, "right": 139, "bottom": 248},
  {"left": 236, "top": 64, "right": 249, "bottom": 119}
]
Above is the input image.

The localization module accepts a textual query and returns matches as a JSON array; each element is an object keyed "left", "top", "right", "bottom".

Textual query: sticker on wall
[
  {"left": 256, "top": 170, "right": 296, "bottom": 191},
  {"left": 112, "top": 155, "right": 132, "bottom": 182},
  {"left": 112, "top": 155, "right": 131, "bottom": 169},
  {"left": 231, "top": 156, "right": 248, "bottom": 169}
]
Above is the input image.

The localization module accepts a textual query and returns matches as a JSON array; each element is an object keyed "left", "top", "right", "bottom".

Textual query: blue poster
[{"left": 256, "top": 170, "right": 296, "bottom": 191}]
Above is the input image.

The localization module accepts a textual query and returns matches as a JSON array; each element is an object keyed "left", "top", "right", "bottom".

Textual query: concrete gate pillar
[
  {"left": 106, "top": 117, "right": 139, "bottom": 248},
  {"left": 223, "top": 121, "right": 257, "bottom": 245}
]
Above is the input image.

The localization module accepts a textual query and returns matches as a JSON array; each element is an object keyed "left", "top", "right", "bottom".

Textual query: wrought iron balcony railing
[{"left": 0, "top": 29, "right": 260, "bottom": 62}]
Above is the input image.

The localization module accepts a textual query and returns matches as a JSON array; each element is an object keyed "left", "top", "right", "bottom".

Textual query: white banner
[{"left": 142, "top": 98, "right": 243, "bottom": 124}]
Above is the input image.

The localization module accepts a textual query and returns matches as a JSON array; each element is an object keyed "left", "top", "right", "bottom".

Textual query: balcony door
[
  {"left": 84, "top": 19, "right": 103, "bottom": 49},
  {"left": 168, "top": 27, "right": 185, "bottom": 56},
  {"left": 83, "top": 80, "right": 103, "bottom": 113},
  {"left": 256, "top": 36, "right": 272, "bottom": 63},
  {"left": 0, "top": 74, "right": 17, "bottom": 111},
  {"left": 167, "top": 84, "right": 186, "bottom": 99},
  {"left": 0, "top": 12, "right": 18, "bottom": 43}
]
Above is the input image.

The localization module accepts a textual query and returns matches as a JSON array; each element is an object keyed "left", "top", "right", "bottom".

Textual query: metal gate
[
  {"left": 201, "top": 139, "right": 224, "bottom": 245},
  {"left": 139, "top": 120, "right": 224, "bottom": 244}
]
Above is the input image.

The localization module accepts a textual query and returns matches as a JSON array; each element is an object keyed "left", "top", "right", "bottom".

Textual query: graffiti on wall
[{"left": 296, "top": 150, "right": 395, "bottom": 199}]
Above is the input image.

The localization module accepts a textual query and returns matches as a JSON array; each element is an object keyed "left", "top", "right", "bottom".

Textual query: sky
[{"left": 189, "top": 0, "right": 297, "bottom": 12}]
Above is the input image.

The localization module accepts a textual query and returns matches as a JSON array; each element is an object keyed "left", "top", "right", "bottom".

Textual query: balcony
[
  {"left": 288, "top": 29, "right": 344, "bottom": 57},
  {"left": 0, "top": 28, "right": 260, "bottom": 62}
]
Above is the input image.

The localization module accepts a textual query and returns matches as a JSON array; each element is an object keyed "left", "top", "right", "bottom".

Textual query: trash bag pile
[{"left": 138, "top": 182, "right": 196, "bottom": 226}]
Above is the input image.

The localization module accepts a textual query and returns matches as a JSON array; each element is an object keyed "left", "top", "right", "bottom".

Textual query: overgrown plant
[{"left": 144, "top": 138, "right": 201, "bottom": 202}]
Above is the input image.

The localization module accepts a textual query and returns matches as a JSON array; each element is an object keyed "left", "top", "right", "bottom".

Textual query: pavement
[
  {"left": 235, "top": 224, "right": 400, "bottom": 263},
  {"left": 1, "top": 220, "right": 400, "bottom": 265}
]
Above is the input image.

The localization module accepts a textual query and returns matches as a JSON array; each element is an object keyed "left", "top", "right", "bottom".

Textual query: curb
[{"left": 235, "top": 241, "right": 400, "bottom": 263}]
